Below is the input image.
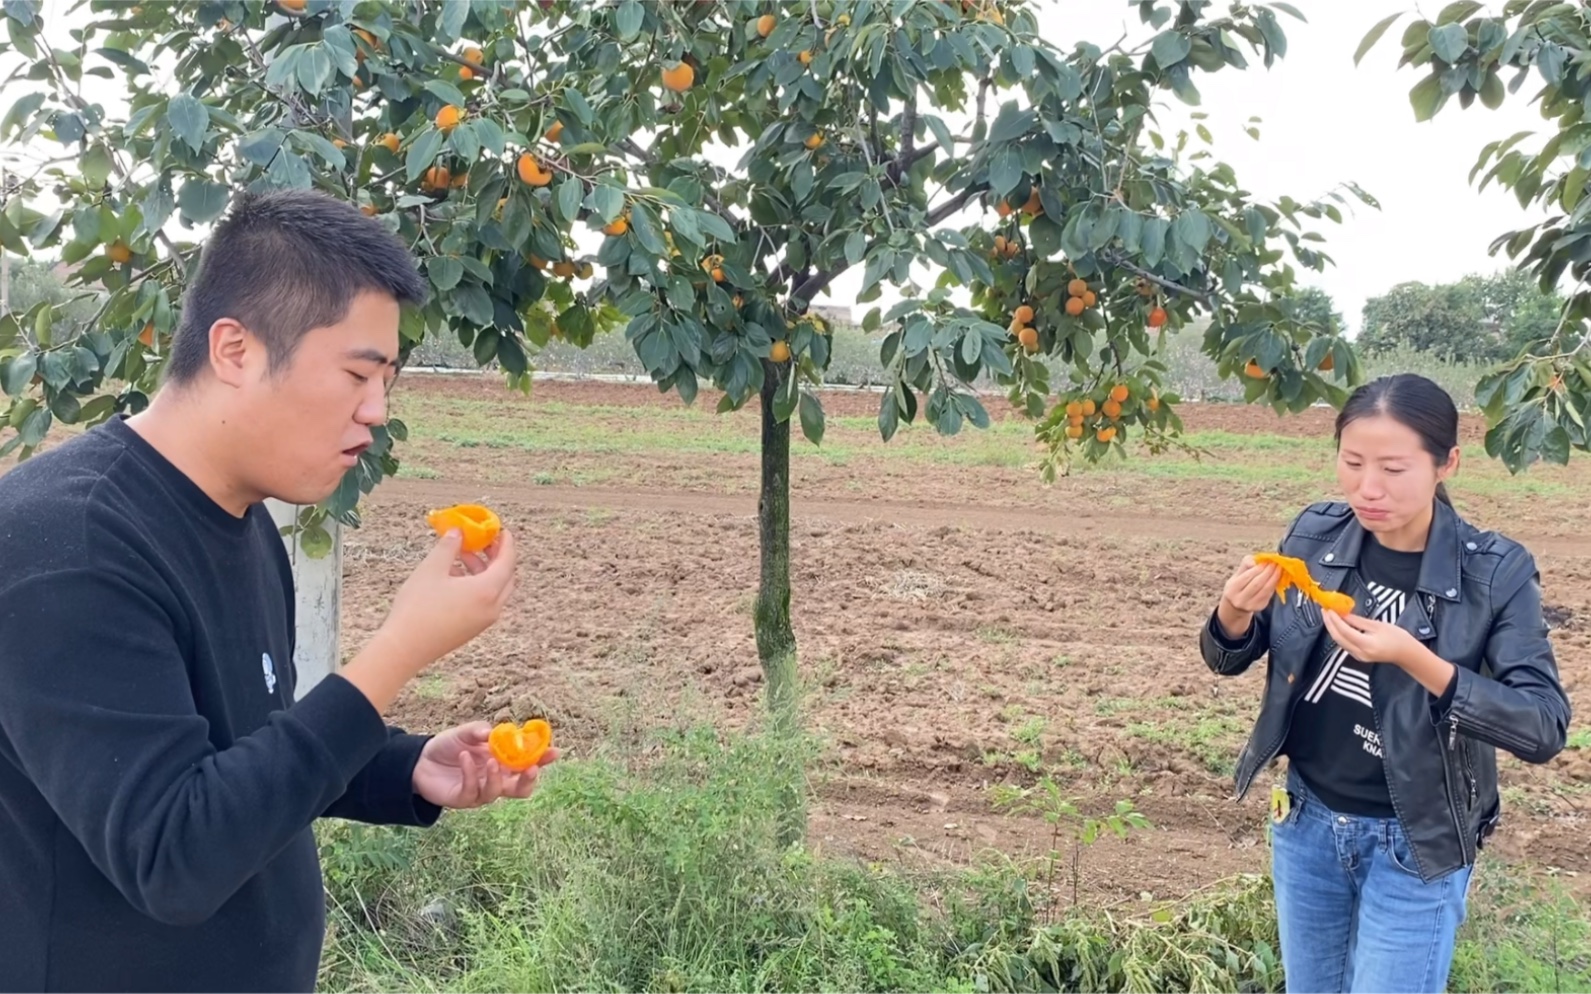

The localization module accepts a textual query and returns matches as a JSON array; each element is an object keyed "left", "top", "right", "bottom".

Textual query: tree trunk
[{"left": 755, "top": 359, "right": 803, "bottom": 847}]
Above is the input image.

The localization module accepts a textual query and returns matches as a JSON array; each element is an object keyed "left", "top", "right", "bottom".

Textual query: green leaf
[
  {"left": 1479, "top": 68, "right": 1504, "bottom": 109},
  {"left": 631, "top": 204, "right": 668, "bottom": 257},
  {"left": 454, "top": 285, "right": 494, "bottom": 327},
  {"left": 1173, "top": 210, "right": 1211, "bottom": 254},
  {"left": 697, "top": 210, "right": 736, "bottom": 243},
  {"left": 1271, "top": 2, "right": 1307, "bottom": 20},
  {"left": 429, "top": 256, "right": 464, "bottom": 292},
  {"left": 1409, "top": 72, "right": 1445, "bottom": 122},
  {"left": 878, "top": 393, "right": 900, "bottom": 441},
  {"left": 0, "top": 91, "right": 44, "bottom": 140},
  {"left": 165, "top": 93, "right": 208, "bottom": 153},
  {"left": 450, "top": 123, "right": 481, "bottom": 165},
  {"left": 988, "top": 146, "right": 1022, "bottom": 199},
  {"left": 1142, "top": 217, "right": 1168, "bottom": 267},
  {"left": 177, "top": 179, "right": 229, "bottom": 225},
  {"left": 406, "top": 128, "right": 445, "bottom": 182},
  {"left": 845, "top": 231, "right": 866, "bottom": 266},
  {"left": 1, "top": 353, "right": 35, "bottom": 396},
  {"left": 239, "top": 127, "right": 285, "bottom": 166},
  {"left": 1151, "top": 30, "right": 1192, "bottom": 68},
  {"left": 556, "top": 178, "right": 582, "bottom": 223},
  {"left": 615, "top": 0, "right": 643, "bottom": 41},
  {"left": 80, "top": 144, "right": 113, "bottom": 189},
  {"left": 1427, "top": 22, "right": 1469, "bottom": 64},
  {"left": 18, "top": 405, "right": 50, "bottom": 447},
  {"left": 424, "top": 79, "right": 469, "bottom": 109},
  {"left": 798, "top": 390, "right": 825, "bottom": 445},
  {"left": 670, "top": 205, "right": 702, "bottom": 247},
  {"left": 986, "top": 101, "right": 1037, "bottom": 144},
  {"left": 296, "top": 46, "right": 334, "bottom": 95},
  {"left": 440, "top": 0, "right": 469, "bottom": 42},
  {"left": 592, "top": 185, "right": 625, "bottom": 224}
]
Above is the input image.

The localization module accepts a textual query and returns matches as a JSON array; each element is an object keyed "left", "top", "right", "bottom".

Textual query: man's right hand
[
  {"left": 342, "top": 527, "right": 517, "bottom": 712},
  {"left": 1216, "top": 555, "right": 1279, "bottom": 640}
]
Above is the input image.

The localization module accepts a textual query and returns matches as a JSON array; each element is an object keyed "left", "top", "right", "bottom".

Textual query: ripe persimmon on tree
[{"left": 1, "top": 0, "right": 1380, "bottom": 829}]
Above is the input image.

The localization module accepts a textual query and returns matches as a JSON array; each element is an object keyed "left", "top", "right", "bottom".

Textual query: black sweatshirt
[{"left": 0, "top": 415, "right": 441, "bottom": 993}]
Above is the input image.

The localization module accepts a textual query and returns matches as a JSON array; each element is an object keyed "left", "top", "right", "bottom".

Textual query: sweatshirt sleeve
[
  {"left": 0, "top": 567, "right": 394, "bottom": 927},
  {"left": 321, "top": 727, "right": 443, "bottom": 827}
]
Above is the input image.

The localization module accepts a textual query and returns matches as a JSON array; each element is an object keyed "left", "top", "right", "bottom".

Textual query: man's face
[{"left": 232, "top": 290, "right": 400, "bottom": 506}]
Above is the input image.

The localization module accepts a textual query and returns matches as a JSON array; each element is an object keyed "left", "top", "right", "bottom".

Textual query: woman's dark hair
[{"left": 1334, "top": 373, "right": 1460, "bottom": 506}]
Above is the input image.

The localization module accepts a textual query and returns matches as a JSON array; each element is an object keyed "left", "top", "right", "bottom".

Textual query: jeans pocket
[{"left": 1386, "top": 825, "right": 1424, "bottom": 878}]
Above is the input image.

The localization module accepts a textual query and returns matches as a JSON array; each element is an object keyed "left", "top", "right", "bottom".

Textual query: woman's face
[{"left": 1335, "top": 413, "right": 1458, "bottom": 543}]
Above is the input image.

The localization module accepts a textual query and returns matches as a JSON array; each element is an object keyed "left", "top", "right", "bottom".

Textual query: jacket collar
[{"left": 1316, "top": 498, "right": 1464, "bottom": 602}]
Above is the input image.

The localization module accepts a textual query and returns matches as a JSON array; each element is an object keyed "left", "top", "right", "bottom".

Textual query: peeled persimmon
[
  {"left": 1252, "top": 552, "right": 1355, "bottom": 615},
  {"left": 425, "top": 503, "right": 501, "bottom": 554},
  {"left": 489, "top": 718, "right": 552, "bottom": 771}
]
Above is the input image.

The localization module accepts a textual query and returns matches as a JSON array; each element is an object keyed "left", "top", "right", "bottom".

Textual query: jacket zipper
[{"left": 1426, "top": 589, "right": 1472, "bottom": 865}]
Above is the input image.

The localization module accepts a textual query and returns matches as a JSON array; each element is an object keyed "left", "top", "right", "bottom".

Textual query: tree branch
[
  {"left": 1097, "top": 249, "right": 1212, "bottom": 302},
  {"left": 786, "top": 184, "right": 986, "bottom": 305},
  {"left": 926, "top": 185, "right": 980, "bottom": 226},
  {"left": 617, "top": 137, "right": 735, "bottom": 228}
]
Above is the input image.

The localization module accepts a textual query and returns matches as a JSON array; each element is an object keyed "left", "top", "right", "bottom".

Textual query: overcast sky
[{"left": 0, "top": 1, "right": 1553, "bottom": 334}]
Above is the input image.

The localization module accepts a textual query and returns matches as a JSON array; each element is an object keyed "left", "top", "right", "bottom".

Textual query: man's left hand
[{"left": 412, "top": 721, "right": 559, "bottom": 810}]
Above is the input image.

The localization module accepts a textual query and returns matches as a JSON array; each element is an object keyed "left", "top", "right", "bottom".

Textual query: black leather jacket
[{"left": 1201, "top": 499, "right": 1573, "bottom": 882}]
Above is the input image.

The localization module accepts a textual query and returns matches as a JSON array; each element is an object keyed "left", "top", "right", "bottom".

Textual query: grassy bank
[{"left": 315, "top": 724, "right": 1590, "bottom": 993}]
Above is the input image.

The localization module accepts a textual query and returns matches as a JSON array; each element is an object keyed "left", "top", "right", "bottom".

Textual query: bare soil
[{"left": 333, "top": 375, "right": 1591, "bottom": 906}]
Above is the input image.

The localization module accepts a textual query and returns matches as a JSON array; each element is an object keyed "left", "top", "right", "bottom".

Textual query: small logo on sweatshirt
[{"left": 262, "top": 652, "right": 278, "bottom": 694}]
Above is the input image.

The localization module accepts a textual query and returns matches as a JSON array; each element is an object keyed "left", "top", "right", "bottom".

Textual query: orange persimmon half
[
  {"left": 488, "top": 718, "right": 552, "bottom": 771},
  {"left": 425, "top": 503, "right": 501, "bottom": 554},
  {"left": 1252, "top": 552, "right": 1356, "bottom": 615}
]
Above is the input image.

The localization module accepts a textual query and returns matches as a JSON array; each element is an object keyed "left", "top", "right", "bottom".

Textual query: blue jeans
[{"left": 1270, "top": 770, "right": 1472, "bottom": 993}]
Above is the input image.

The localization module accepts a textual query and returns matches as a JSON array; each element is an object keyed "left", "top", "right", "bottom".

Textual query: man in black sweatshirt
[{"left": 0, "top": 189, "right": 554, "bottom": 992}]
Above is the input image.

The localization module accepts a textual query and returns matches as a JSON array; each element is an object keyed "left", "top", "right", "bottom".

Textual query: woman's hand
[
  {"left": 1216, "top": 556, "right": 1281, "bottom": 639},
  {"left": 1322, "top": 610, "right": 1456, "bottom": 696}
]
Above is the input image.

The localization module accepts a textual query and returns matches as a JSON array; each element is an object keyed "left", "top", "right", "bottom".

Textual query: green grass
[
  {"left": 391, "top": 387, "right": 1588, "bottom": 506},
  {"left": 314, "top": 722, "right": 1590, "bottom": 994}
]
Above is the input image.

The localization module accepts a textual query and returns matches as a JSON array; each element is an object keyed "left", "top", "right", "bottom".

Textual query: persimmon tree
[
  {"left": 1360, "top": 1, "right": 1591, "bottom": 471},
  {"left": 1, "top": 0, "right": 1373, "bottom": 800}
]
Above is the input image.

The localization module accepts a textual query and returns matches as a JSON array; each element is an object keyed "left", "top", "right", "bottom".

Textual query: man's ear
[{"left": 207, "top": 318, "right": 254, "bottom": 387}]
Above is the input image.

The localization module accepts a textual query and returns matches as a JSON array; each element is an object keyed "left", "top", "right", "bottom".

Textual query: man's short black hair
[{"left": 165, "top": 188, "right": 429, "bottom": 384}]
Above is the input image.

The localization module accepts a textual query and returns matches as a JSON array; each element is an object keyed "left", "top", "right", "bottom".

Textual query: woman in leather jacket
[{"left": 1201, "top": 372, "right": 1573, "bottom": 994}]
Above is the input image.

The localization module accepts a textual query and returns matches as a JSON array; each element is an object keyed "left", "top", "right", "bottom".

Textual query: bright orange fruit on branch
[
  {"left": 1013, "top": 304, "right": 1034, "bottom": 325},
  {"left": 770, "top": 340, "right": 792, "bottom": 363},
  {"left": 662, "top": 62, "right": 696, "bottom": 92},
  {"left": 425, "top": 503, "right": 501, "bottom": 554},
  {"left": 489, "top": 719, "right": 552, "bottom": 771},
  {"left": 1147, "top": 306, "right": 1167, "bottom": 328},
  {"left": 435, "top": 105, "right": 463, "bottom": 131},
  {"left": 1244, "top": 359, "right": 1266, "bottom": 378},
  {"left": 517, "top": 153, "right": 553, "bottom": 187},
  {"left": 756, "top": 13, "right": 776, "bottom": 36},
  {"left": 1109, "top": 383, "right": 1128, "bottom": 403}
]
